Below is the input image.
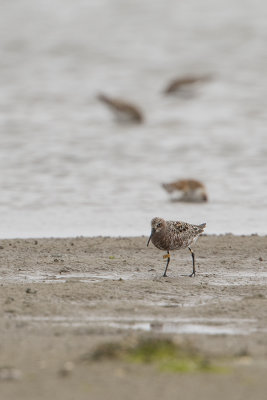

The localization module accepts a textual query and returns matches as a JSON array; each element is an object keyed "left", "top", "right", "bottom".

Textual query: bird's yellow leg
[{"left": 163, "top": 251, "right": 170, "bottom": 277}]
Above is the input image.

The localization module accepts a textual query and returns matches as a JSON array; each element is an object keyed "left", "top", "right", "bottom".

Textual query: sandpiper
[
  {"left": 147, "top": 217, "right": 206, "bottom": 277},
  {"left": 97, "top": 93, "right": 144, "bottom": 123},
  {"left": 163, "top": 75, "right": 211, "bottom": 96},
  {"left": 162, "top": 179, "right": 208, "bottom": 203}
]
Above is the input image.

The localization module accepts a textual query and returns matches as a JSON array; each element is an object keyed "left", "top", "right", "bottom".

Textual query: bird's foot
[{"left": 189, "top": 272, "right": 196, "bottom": 278}]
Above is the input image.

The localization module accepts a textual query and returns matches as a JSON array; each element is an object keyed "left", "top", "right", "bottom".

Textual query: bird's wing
[{"left": 172, "top": 221, "right": 204, "bottom": 237}]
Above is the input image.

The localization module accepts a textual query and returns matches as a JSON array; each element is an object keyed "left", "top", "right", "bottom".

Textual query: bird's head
[
  {"left": 147, "top": 217, "right": 166, "bottom": 246},
  {"left": 162, "top": 183, "right": 174, "bottom": 193}
]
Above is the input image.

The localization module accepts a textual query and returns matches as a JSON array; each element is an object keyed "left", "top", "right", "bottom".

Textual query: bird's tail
[{"left": 198, "top": 223, "right": 206, "bottom": 231}]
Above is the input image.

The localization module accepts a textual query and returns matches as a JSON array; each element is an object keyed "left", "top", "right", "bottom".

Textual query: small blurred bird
[
  {"left": 97, "top": 93, "right": 144, "bottom": 124},
  {"left": 163, "top": 75, "right": 211, "bottom": 96},
  {"left": 162, "top": 179, "right": 208, "bottom": 203}
]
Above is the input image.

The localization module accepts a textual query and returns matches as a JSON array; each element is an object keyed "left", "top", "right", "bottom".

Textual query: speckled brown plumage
[{"left": 147, "top": 217, "right": 206, "bottom": 277}]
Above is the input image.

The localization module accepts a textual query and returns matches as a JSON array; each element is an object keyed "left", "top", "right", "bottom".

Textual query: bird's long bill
[{"left": 147, "top": 228, "right": 155, "bottom": 247}]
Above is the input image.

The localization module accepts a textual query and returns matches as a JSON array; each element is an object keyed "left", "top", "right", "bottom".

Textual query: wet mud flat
[{"left": 0, "top": 234, "right": 267, "bottom": 400}]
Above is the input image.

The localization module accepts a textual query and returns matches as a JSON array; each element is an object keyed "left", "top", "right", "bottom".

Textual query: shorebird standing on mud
[
  {"left": 162, "top": 179, "right": 208, "bottom": 203},
  {"left": 147, "top": 217, "right": 206, "bottom": 277},
  {"left": 97, "top": 93, "right": 144, "bottom": 124}
]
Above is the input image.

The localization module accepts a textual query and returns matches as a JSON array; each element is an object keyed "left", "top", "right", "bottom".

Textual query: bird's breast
[{"left": 151, "top": 232, "right": 176, "bottom": 251}]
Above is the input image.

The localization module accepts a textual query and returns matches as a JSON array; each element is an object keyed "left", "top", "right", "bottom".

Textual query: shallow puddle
[
  {"left": 2, "top": 269, "right": 267, "bottom": 286},
  {"left": 0, "top": 271, "right": 133, "bottom": 284},
  {"left": 14, "top": 315, "right": 259, "bottom": 336},
  {"left": 159, "top": 323, "right": 254, "bottom": 335},
  {"left": 208, "top": 271, "right": 267, "bottom": 286}
]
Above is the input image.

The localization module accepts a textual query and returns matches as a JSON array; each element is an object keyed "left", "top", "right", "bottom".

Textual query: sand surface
[{"left": 0, "top": 234, "right": 267, "bottom": 399}]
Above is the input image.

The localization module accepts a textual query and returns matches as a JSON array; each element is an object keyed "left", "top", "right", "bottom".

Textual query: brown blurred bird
[
  {"left": 98, "top": 93, "right": 144, "bottom": 124},
  {"left": 162, "top": 179, "right": 208, "bottom": 203},
  {"left": 163, "top": 75, "right": 211, "bottom": 95}
]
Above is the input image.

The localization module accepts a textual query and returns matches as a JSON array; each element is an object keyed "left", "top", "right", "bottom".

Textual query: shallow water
[
  {"left": 15, "top": 315, "right": 260, "bottom": 336},
  {"left": 2, "top": 269, "right": 267, "bottom": 287},
  {"left": 1, "top": 0, "right": 267, "bottom": 238}
]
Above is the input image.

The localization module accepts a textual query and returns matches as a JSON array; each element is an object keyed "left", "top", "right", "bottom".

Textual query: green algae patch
[
  {"left": 126, "top": 338, "right": 228, "bottom": 373},
  {"left": 89, "top": 338, "right": 229, "bottom": 374}
]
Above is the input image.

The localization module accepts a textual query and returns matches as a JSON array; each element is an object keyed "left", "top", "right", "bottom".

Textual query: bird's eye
[{"left": 157, "top": 223, "right": 161, "bottom": 228}]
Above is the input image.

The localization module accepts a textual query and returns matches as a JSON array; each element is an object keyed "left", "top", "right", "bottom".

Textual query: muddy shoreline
[{"left": 0, "top": 234, "right": 267, "bottom": 399}]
